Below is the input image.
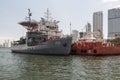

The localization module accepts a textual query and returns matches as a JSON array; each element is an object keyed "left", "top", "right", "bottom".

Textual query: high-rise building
[
  {"left": 86, "top": 22, "right": 91, "bottom": 33},
  {"left": 85, "top": 22, "right": 92, "bottom": 39},
  {"left": 72, "top": 30, "right": 79, "bottom": 42},
  {"left": 108, "top": 8, "right": 120, "bottom": 39},
  {"left": 93, "top": 11, "right": 103, "bottom": 38}
]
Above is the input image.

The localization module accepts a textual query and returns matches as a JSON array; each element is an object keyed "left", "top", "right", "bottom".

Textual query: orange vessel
[{"left": 71, "top": 39, "right": 120, "bottom": 55}]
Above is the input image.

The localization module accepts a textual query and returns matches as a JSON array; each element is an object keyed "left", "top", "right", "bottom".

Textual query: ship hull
[
  {"left": 71, "top": 40, "right": 120, "bottom": 56},
  {"left": 11, "top": 37, "right": 72, "bottom": 55}
]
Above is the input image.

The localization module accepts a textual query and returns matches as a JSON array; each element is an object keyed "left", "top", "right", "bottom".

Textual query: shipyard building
[
  {"left": 108, "top": 8, "right": 120, "bottom": 39},
  {"left": 93, "top": 11, "right": 103, "bottom": 39}
]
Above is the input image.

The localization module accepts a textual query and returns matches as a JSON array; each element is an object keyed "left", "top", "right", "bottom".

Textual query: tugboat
[
  {"left": 71, "top": 39, "right": 120, "bottom": 55},
  {"left": 11, "top": 9, "right": 72, "bottom": 55}
]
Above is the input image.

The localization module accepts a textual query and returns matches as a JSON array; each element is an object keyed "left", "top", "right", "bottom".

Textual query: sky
[{"left": 0, "top": 0, "right": 120, "bottom": 43}]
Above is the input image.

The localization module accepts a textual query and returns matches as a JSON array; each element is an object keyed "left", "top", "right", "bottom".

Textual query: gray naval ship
[{"left": 11, "top": 9, "right": 72, "bottom": 55}]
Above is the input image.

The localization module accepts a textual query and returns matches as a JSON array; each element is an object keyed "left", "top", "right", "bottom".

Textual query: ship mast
[
  {"left": 28, "top": 8, "right": 32, "bottom": 31},
  {"left": 44, "top": 8, "right": 51, "bottom": 21},
  {"left": 26, "top": 9, "right": 32, "bottom": 46}
]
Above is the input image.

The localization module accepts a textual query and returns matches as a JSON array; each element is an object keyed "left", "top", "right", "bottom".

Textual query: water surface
[{"left": 0, "top": 48, "right": 120, "bottom": 80}]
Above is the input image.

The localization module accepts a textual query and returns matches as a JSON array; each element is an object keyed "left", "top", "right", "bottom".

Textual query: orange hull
[{"left": 71, "top": 40, "right": 120, "bottom": 55}]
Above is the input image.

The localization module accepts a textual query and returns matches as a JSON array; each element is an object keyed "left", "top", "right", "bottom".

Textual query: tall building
[
  {"left": 108, "top": 8, "right": 120, "bottom": 39},
  {"left": 93, "top": 11, "right": 103, "bottom": 38},
  {"left": 72, "top": 30, "right": 79, "bottom": 42},
  {"left": 85, "top": 22, "right": 92, "bottom": 39},
  {"left": 86, "top": 22, "right": 91, "bottom": 33}
]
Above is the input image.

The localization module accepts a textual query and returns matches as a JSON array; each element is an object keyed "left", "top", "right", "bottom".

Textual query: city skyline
[{"left": 0, "top": 0, "right": 120, "bottom": 43}]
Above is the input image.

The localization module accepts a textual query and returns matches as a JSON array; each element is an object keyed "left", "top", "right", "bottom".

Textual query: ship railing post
[{"left": 26, "top": 32, "right": 28, "bottom": 47}]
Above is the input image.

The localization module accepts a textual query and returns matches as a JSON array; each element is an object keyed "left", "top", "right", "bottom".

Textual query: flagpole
[{"left": 70, "top": 22, "right": 71, "bottom": 35}]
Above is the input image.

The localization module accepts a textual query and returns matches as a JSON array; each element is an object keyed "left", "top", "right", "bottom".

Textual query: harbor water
[{"left": 0, "top": 48, "right": 120, "bottom": 80}]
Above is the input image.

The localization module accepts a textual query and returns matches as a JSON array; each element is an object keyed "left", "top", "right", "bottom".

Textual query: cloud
[
  {"left": 102, "top": 0, "right": 119, "bottom": 3},
  {"left": 113, "top": 5, "right": 120, "bottom": 8}
]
